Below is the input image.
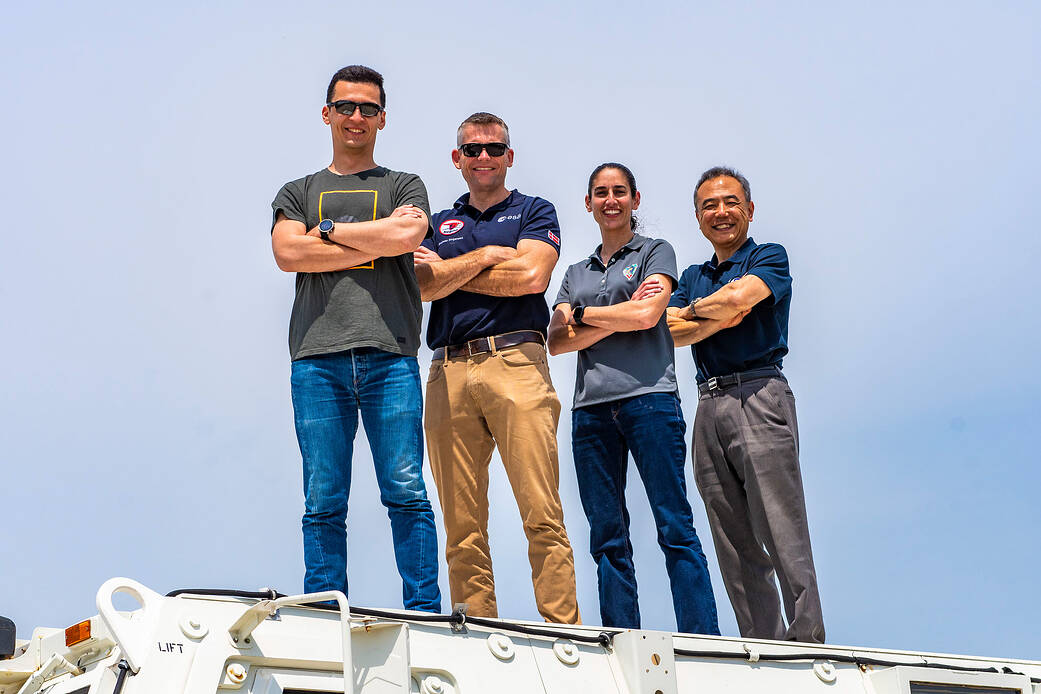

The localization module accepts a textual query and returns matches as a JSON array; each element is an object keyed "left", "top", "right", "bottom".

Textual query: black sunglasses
[
  {"left": 327, "top": 100, "right": 383, "bottom": 117},
  {"left": 459, "top": 142, "right": 509, "bottom": 158}
]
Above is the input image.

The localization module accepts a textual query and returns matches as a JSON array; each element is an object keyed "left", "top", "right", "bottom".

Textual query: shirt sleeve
[
  {"left": 271, "top": 179, "right": 306, "bottom": 232},
  {"left": 745, "top": 243, "right": 792, "bottom": 304},
  {"left": 669, "top": 266, "right": 693, "bottom": 307},
  {"left": 640, "top": 239, "right": 679, "bottom": 288},
  {"left": 394, "top": 172, "right": 434, "bottom": 238},
  {"left": 518, "top": 197, "right": 562, "bottom": 253},
  {"left": 421, "top": 209, "right": 441, "bottom": 251},
  {"left": 552, "top": 268, "right": 572, "bottom": 308}
]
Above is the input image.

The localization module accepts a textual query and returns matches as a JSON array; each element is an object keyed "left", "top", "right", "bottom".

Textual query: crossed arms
[
  {"left": 666, "top": 274, "right": 772, "bottom": 347},
  {"left": 547, "top": 275, "right": 673, "bottom": 355},
  {"left": 272, "top": 205, "right": 429, "bottom": 273},
  {"left": 413, "top": 239, "right": 558, "bottom": 302}
]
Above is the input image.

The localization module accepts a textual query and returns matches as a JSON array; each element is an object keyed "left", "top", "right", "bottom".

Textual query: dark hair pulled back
[{"left": 588, "top": 162, "right": 639, "bottom": 231}]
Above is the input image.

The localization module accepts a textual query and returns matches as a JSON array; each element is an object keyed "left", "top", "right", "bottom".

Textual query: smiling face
[
  {"left": 694, "top": 175, "right": 754, "bottom": 249},
  {"left": 452, "top": 123, "right": 513, "bottom": 195},
  {"left": 585, "top": 166, "right": 641, "bottom": 234},
  {"left": 322, "top": 81, "right": 386, "bottom": 154}
]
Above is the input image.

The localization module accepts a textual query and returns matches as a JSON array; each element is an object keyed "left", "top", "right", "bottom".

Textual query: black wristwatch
[
  {"left": 318, "top": 218, "right": 334, "bottom": 242},
  {"left": 572, "top": 305, "right": 586, "bottom": 326}
]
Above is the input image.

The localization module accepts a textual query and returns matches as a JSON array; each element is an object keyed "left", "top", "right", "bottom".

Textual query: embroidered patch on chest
[
  {"left": 622, "top": 263, "right": 638, "bottom": 281},
  {"left": 439, "top": 219, "right": 464, "bottom": 235}
]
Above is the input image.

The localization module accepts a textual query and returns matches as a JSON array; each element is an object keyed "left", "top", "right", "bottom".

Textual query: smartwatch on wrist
[
  {"left": 318, "top": 218, "right": 334, "bottom": 242},
  {"left": 573, "top": 305, "right": 586, "bottom": 326}
]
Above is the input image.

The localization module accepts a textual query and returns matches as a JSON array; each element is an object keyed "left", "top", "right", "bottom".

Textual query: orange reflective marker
[{"left": 65, "top": 620, "right": 91, "bottom": 647}]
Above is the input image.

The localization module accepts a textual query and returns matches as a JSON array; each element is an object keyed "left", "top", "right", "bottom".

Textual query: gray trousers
[{"left": 693, "top": 373, "right": 825, "bottom": 643}]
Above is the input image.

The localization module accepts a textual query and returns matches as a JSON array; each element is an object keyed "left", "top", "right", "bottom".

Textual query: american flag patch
[{"left": 547, "top": 230, "right": 560, "bottom": 245}]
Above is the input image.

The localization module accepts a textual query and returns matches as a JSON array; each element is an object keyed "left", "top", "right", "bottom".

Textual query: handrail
[{"left": 227, "top": 590, "right": 354, "bottom": 694}]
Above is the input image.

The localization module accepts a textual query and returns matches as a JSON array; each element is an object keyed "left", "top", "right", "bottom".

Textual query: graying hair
[
  {"left": 456, "top": 112, "right": 510, "bottom": 146},
  {"left": 693, "top": 166, "right": 752, "bottom": 205}
]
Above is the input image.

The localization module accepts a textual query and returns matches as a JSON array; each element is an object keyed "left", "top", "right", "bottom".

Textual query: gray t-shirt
[
  {"left": 271, "top": 167, "right": 431, "bottom": 360},
  {"left": 554, "top": 234, "right": 679, "bottom": 409}
]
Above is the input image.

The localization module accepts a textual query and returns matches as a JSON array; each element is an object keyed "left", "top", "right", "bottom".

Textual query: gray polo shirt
[{"left": 554, "top": 234, "right": 679, "bottom": 409}]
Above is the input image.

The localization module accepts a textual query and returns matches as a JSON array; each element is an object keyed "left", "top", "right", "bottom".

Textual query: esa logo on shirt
[
  {"left": 439, "top": 219, "right": 465, "bottom": 235},
  {"left": 623, "top": 263, "right": 638, "bottom": 281}
]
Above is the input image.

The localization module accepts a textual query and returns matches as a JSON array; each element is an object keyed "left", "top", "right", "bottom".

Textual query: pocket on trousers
[
  {"left": 497, "top": 343, "right": 547, "bottom": 368},
  {"left": 426, "top": 361, "right": 446, "bottom": 384}
]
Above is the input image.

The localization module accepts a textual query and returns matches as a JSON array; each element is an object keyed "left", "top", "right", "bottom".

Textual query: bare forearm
[
  {"left": 416, "top": 250, "right": 495, "bottom": 302},
  {"left": 461, "top": 259, "right": 549, "bottom": 297},
  {"left": 273, "top": 234, "right": 378, "bottom": 273},
  {"left": 667, "top": 312, "right": 731, "bottom": 347},
  {"left": 681, "top": 276, "right": 771, "bottom": 320},
  {"left": 326, "top": 215, "right": 427, "bottom": 257},
  {"left": 582, "top": 298, "right": 666, "bottom": 332},
  {"left": 547, "top": 323, "right": 613, "bottom": 355}
]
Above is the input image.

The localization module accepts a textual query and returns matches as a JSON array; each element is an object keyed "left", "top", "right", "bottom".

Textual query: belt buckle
[
  {"left": 706, "top": 377, "right": 720, "bottom": 391},
  {"left": 467, "top": 337, "right": 489, "bottom": 356}
]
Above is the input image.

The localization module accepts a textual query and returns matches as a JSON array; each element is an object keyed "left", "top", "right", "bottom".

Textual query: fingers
[
  {"left": 391, "top": 204, "right": 425, "bottom": 219},
  {"left": 632, "top": 277, "right": 665, "bottom": 301},
  {"left": 412, "top": 246, "right": 441, "bottom": 265}
]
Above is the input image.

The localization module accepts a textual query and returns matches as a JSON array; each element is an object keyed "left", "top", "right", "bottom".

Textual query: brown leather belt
[{"left": 432, "top": 330, "right": 545, "bottom": 361}]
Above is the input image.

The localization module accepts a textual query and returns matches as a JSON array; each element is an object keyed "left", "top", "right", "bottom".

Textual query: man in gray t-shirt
[{"left": 270, "top": 65, "right": 440, "bottom": 612}]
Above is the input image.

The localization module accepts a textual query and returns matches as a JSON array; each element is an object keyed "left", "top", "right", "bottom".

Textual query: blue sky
[{"left": 2, "top": 0, "right": 1039, "bottom": 661}]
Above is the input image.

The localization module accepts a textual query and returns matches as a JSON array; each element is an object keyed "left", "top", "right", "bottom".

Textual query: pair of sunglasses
[
  {"left": 327, "top": 100, "right": 383, "bottom": 117},
  {"left": 459, "top": 142, "right": 509, "bottom": 158}
]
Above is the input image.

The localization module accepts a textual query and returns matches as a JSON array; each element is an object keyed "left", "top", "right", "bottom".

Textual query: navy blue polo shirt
[
  {"left": 669, "top": 237, "right": 792, "bottom": 383},
  {"left": 423, "top": 190, "right": 561, "bottom": 349}
]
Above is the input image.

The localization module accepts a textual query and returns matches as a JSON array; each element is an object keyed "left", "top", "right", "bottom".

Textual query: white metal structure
[{"left": 1, "top": 577, "right": 1038, "bottom": 694}]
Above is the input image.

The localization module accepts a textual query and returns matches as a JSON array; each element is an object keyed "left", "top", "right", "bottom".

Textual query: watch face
[{"left": 319, "top": 219, "right": 334, "bottom": 232}]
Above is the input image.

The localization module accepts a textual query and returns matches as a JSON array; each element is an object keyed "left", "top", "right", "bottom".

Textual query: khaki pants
[{"left": 425, "top": 341, "right": 580, "bottom": 624}]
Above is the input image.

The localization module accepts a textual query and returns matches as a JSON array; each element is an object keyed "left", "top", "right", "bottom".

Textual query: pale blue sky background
[{"left": 3, "top": 0, "right": 1039, "bottom": 661}]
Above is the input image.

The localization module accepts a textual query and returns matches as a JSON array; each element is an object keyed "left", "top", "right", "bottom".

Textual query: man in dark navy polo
[
  {"left": 413, "top": 112, "right": 580, "bottom": 624},
  {"left": 667, "top": 166, "right": 824, "bottom": 643}
]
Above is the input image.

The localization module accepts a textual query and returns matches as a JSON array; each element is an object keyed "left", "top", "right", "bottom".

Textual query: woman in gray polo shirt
[{"left": 547, "top": 163, "right": 719, "bottom": 635}]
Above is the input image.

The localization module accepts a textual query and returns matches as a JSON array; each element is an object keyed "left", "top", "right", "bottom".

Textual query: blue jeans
[
  {"left": 572, "top": 391, "right": 719, "bottom": 634},
  {"left": 291, "top": 348, "right": 441, "bottom": 612}
]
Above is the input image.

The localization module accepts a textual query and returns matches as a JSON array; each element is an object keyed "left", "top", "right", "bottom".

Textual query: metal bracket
[{"left": 449, "top": 604, "right": 468, "bottom": 634}]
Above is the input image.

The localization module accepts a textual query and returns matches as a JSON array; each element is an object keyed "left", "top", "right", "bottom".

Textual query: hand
[
  {"left": 480, "top": 245, "right": 519, "bottom": 266},
  {"left": 413, "top": 245, "right": 443, "bottom": 266},
  {"left": 390, "top": 204, "right": 425, "bottom": 219},
  {"left": 556, "top": 304, "right": 575, "bottom": 326},
  {"left": 721, "top": 309, "right": 751, "bottom": 329},
  {"left": 632, "top": 276, "right": 665, "bottom": 301}
]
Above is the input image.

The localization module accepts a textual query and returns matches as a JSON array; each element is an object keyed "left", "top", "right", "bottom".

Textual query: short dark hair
[
  {"left": 693, "top": 166, "right": 752, "bottom": 206},
  {"left": 587, "top": 162, "right": 640, "bottom": 231},
  {"left": 326, "top": 65, "right": 386, "bottom": 106},
  {"left": 457, "top": 112, "right": 510, "bottom": 146}
]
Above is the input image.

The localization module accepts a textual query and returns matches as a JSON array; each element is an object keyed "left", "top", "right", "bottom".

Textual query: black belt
[
  {"left": 433, "top": 330, "right": 545, "bottom": 361},
  {"left": 698, "top": 366, "right": 782, "bottom": 394}
]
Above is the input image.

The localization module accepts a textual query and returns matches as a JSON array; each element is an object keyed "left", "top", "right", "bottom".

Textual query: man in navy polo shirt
[
  {"left": 413, "top": 112, "right": 580, "bottom": 624},
  {"left": 667, "top": 166, "right": 824, "bottom": 643}
]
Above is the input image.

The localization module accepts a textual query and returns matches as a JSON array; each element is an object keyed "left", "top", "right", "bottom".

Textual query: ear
[
  {"left": 505, "top": 148, "right": 514, "bottom": 168},
  {"left": 322, "top": 105, "right": 332, "bottom": 125},
  {"left": 747, "top": 200, "right": 754, "bottom": 221},
  {"left": 632, "top": 190, "right": 641, "bottom": 211},
  {"left": 451, "top": 149, "right": 462, "bottom": 170},
  {"left": 584, "top": 195, "right": 592, "bottom": 213},
  {"left": 376, "top": 110, "right": 386, "bottom": 131}
]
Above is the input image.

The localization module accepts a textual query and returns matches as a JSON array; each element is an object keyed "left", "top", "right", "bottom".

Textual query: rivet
[{"left": 227, "top": 663, "right": 247, "bottom": 683}]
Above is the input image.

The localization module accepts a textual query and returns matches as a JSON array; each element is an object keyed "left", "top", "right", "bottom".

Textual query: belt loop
[
  {"left": 442, "top": 347, "right": 449, "bottom": 365},
  {"left": 489, "top": 335, "right": 497, "bottom": 355}
]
